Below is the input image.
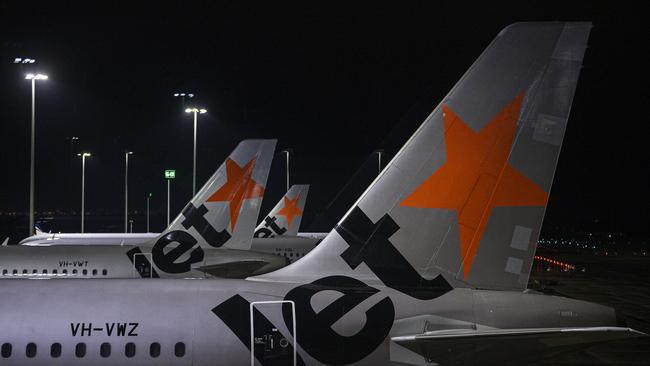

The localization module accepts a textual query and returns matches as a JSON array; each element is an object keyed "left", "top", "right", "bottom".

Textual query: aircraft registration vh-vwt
[{"left": 0, "top": 22, "right": 644, "bottom": 365}]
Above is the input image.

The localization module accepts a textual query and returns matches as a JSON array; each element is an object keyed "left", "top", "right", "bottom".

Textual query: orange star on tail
[
  {"left": 207, "top": 157, "right": 265, "bottom": 230},
  {"left": 401, "top": 93, "right": 548, "bottom": 279},
  {"left": 277, "top": 194, "right": 303, "bottom": 228}
]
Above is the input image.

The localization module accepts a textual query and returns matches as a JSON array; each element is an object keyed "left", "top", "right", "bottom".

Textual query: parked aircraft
[
  {"left": 0, "top": 140, "right": 314, "bottom": 279},
  {"left": 20, "top": 185, "right": 316, "bottom": 246},
  {"left": 0, "top": 22, "right": 642, "bottom": 366}
]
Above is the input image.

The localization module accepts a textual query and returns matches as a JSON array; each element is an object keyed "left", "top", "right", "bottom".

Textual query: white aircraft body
[
  {"left": 0, "top": 140, "right": 316, "bottom": 279},
  {"left": 19, "top": 185, "right": 321, "bottom": 246},
  {"left": 0, "top": 22, "right": 643, "bottom": 366}
]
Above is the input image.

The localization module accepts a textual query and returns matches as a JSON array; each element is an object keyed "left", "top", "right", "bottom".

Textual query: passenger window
[
  {"left": 92, "top": 269, "right": 97, "bottom": 276},
  {"left": 22, "top": 269, "right": 28, "bottom": 274},
  {"left": 1, "top": 269, "right": 6, "bottom": 275},
  {"left": 43, "top": 269, "right": 48, "bottom": 274},
  {"left": 1, "top": 343, "right": 11, "bottom": 358},
  {"left": 75, "top": 343, "right": 86, "bottom": 358},
  {"left": 149, "top": 342, "right": 160, "bottom": 357},
  {"left": 12, "top": 269, "right": 17, "bottom": 275},
  {"left": 32, "top": 269, "right": 37, "bottom": 274},
  {"left": 102, "top": 269, "right": 108, "bottom": 276},
  {"left": 100, "top": 342, "right": 111, "bottom": 358},
  {"left": 82, "top": 269, "right": 88, "bottom": 276},
  {"left": 63, "top": 269, "right": 68, "bottom": 275},
  {"left": 53, "top": 269, "right": 58, "bottom": 274},
  {"left": 175, "top": 342, "right": 185, "bottom": 357},
  {"left": 50, "top": 343, "right": 61, "bottom": 358},
  {"left": 125, "top": 342, "right": 136, "bottom": 357},
  {"left": 72, "top": 269, "right": 78, "bottom": 275},
  {"left": 26, "top": 342, "right": 37, "bottom": 358}
]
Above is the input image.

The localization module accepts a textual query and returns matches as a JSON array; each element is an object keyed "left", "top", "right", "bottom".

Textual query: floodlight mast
[
  {"left": 77, "top": 153, "right": 91, "bottom": 233},
  {"left": 185, "top": 107, "right": 207, "bottom": 196},
  {"left": 25, "top": 72, "right": 48, "bottom": 235}
]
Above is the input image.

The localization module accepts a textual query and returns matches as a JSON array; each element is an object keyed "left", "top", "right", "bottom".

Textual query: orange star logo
[
  {"left": 207, "top": 157, "right": 265, "bottom": 230},
  {"left": 276, "top": 194, "right": 303, "bottom": 228},
  {"left": 401, "top": 93, "right": 548, "bottom": 279}
]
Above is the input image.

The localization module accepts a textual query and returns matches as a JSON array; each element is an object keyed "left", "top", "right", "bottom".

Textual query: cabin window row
[
  {"left": 1, "top": 341, "right": 186, "bottom": 359},
  {"left": 1, "top": 268, "right": 108, "bottom": 277},
  {"left": 276, "top": 252, "right": 304, "bottom": 258}
]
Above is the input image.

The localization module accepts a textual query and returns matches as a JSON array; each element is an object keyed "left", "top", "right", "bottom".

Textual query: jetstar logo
[
  {"left": 401, "top": 93, "right": 549, "bottom": 278},
  {"left": 277, "top": 194, "right": 303, "bottom": 228},
  {"left": 207, "top": 157, "right": 265, "bottom": 231},
  {"left": 336, "top": 206, "right": 452, "bottom": 300},
  {"left": 212, "top": 275, "right": 394, "bottom": 366}
]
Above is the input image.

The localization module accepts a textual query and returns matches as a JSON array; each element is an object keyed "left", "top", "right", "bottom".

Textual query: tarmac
[{"left": 528, "top": 251, "right": 650, "bottom": 365}]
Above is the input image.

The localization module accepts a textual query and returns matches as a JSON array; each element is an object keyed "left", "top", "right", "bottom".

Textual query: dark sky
[{"left": 0, "top": 1, "right": 648, "bottom": 237}]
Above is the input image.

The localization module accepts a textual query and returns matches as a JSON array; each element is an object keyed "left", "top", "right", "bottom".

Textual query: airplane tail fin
[
  {"left": 34, "top": 225, "right": 44, "bottom": 235},
  {"left": 257, "top": 22, "right": 591, "bottom": 293},
  {"left": 254, "top": 184, "right": 309, "bottom": 238},
  {"left": 157, "top": 139, "right": 277, "bottom": 250}
]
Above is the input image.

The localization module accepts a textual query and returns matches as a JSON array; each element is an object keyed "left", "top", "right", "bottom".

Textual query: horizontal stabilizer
[
  {"left": 392, "top": 327, "right": 645, "bottom": 365},
  {"left": 194, "top": 261, "right": 270, "bottom": 279}
]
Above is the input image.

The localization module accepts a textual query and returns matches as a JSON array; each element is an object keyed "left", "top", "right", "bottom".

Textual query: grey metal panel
[{"left": 465, "top": 206, "right": 546, "bottom": 289}]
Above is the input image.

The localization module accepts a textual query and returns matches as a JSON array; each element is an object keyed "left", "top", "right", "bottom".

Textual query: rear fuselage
[
  {"left": 0, "top": 278, "right": 618, "bottom": 365},
  {"left": 0, "top": 235, "right": 319, "bottom": 279}
]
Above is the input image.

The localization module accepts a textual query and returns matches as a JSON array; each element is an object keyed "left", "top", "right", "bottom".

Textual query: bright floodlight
[
  {"left": 127, "top": 151, "right": 133, "bottom": 155},
  {"left": 185, "top": 107, "right": 206, "bottom": 114},
  {"left": 77, "top": 152, "right": 91, "bottom": 157},
  {"left": 174, "top": 92, "right": 194, "bottom": 98},
  {"left": 15, "top": 57, "right": 36, "bottom": 64},
  {"left": 25, "top": 73, "right": 48, "bottom": 80}
]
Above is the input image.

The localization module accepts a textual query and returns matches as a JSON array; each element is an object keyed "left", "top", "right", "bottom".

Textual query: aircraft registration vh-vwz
[{"left": 0, "top": 22, "right": 644, "bottom": 365}]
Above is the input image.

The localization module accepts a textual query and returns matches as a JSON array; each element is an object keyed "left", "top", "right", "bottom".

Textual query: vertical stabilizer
[
  {"left": 154, "top": 139, "right": 277, "bottom": 251},
  {"left": 257, "top": 23, "right": 591, "bottom": 292},
  {"left": 254, "top": 184, "right": 310, "bottom": 238}
]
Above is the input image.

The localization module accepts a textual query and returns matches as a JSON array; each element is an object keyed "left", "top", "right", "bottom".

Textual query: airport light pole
[
  {"left": 25, "top": 73, "right": 48, "bottom": 235},
  {"left": 281, "top": 149, "right": 292, "bottom": 192},
  {"left": 173, "top": 92, "right": 194, "bottom": 110},
  {"left": 146, "top": 192, "right": 152, "bottom": 232},
  {"left": 374, "top": 149, "right": 384, "bottom": 176},
  {"left": 124, "top": 151, "right": 133, "bottom": 233},
  {"left": 78, "top": 153, "right": 91, "bottom": 233},
  {"left": 185, "top": 108, "right": 207, "bottom": 196},
  {"left": 165, "top": 170, "right": 176, "bottom": 226}
]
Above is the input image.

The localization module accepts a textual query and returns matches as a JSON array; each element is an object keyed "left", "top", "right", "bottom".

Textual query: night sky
[{"left": 0, "top": 2, "right": 648, "bottom": 240}]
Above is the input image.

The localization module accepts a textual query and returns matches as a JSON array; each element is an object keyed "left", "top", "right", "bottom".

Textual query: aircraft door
[
  {"left": 132, "top": 252, "right": 153, "bottom": 278},
  {"left": 250, "top": 300, "right": 297, "bottom": 366}
]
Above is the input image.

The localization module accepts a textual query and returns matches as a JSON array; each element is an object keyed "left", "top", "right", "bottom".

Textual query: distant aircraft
[
  {"left": 0, "top": 22, "right": 642, "bottom": 365},
  {"left": 254, "top": 184, "right": 309, "bottom": 238},
  {"left": 0, "top": 140, "right": 315, "bottom": 279},
  {"left": 19, "top": 184, "right": 321, "bottom": 252}
]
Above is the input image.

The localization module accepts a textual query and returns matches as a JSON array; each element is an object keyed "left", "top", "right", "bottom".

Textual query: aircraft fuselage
[{"left": 0, "top": 278, "right": 618, "bottom": 365}]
